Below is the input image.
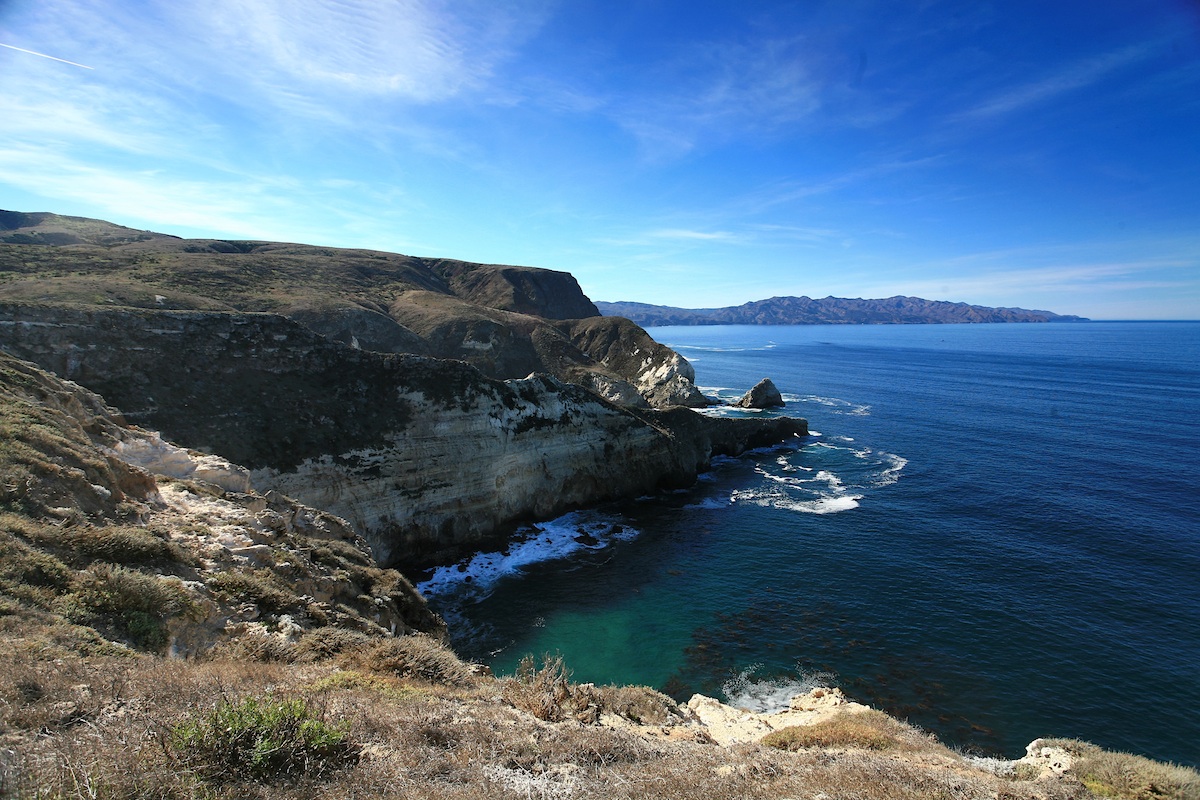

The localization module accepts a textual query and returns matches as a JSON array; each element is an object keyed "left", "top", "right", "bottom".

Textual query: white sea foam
[
  {"left": 786, "top": 495, "right": 861, "bottom": 514},
  {"left": 417, "top": 512, "right": 639, "bottom": 599},
  {"left": 684, "top": 497, "right": 729, "bottom": 510},
  {"left": 873, "top": 453, "right": 908, "bottom": 486},
  {"left": 722, "top": 665, "right": 836, "bottom": 713},
  {"left": 813, "top": 470, "right": 845, "bottom": 490},
  {"left": 793, "top": 394, "right": 872, "bottom": 416},
  {"left": 730, "top": 486, "right": 861, "bottom": 514},
  {"left": 810, "top": 442, "right": 856, "bottom": 453}
]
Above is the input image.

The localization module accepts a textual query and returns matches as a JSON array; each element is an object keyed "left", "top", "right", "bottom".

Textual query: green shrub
[
  {"left": 170, "top": 695, "right": 358, "bottom": 783},
  {"left": 207, "top": 569, "right": 297, "bottom": 614},
  {"left": 66, "top": 563, "right": 191, "bottom": 651}
]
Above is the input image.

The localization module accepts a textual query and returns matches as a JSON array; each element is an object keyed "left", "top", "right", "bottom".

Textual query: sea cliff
[{"left": 0, "top": 303, "right": 803, "bottom": 568}]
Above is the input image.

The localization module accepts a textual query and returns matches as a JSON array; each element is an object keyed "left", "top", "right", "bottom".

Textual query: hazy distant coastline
[{"left": 596, "top": 296, "right": 1088, "bottom": 326}]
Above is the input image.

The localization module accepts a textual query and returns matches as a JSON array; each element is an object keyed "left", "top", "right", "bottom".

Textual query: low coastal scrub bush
[
  {"left": 593, "top": 684, "right": 681, "bottom": 725},
  {"left": 22, "top": 522, "right": 195, "bottom": 566},
  {"left": 67, "top": 563, "right": 193, "bottom": 651},
  {"left": 1041, "top": 739, "right": 1200, "bottom": 800},
  {"left": 0, "top": 519, "right": 193, "bottom": 651},
  {"left": 340, "top": 633, "right": 477, "bottom": 687},
  {"left": 502, "top": 653, "right": 602, "bottom": 722},
  {"left": 207, "top": 568, "right": 298, "bottom": 615},
  {"left": 169, "top": 695, "right": 359, "bottom": 783}
]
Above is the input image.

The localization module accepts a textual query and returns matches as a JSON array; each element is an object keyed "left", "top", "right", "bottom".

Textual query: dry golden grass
[
  {"left": 1040, "top": 739, "right": 1200, "bottom": 800},
  {"left": 6, "top": 638, "right": 1190, "bottom": 800},
  {"left": 763, "top": 710, "right": 911, "bottom": 751}
]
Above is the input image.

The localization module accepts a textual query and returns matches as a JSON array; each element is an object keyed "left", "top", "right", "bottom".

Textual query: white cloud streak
[{"left": 955, "top": 40, "right": 1163, "bottom": 122}]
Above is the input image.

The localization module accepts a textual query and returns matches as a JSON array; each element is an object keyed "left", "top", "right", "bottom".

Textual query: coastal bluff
[
  {"left": 0, "top": 210, "right": 807, "bottom": 565},
  {"left": 0, "top": 305, "right": 804, "bottom": 569},
  {"left": 0, "top": 210, "right": 706, "bottom": 408}
]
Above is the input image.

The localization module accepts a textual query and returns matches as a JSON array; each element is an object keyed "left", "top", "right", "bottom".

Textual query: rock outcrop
[
  {"left": 686, "top": 687, "right": 867, "bottom": 746},
  {"left": 559, "top": 316, "right": 708, "bottom": 407},
  {"left": 735, "top": 378, "right": 785, "bottom": 409},
  {"left": 0, "top": 304, "right": 807, "bottom": 568},
  {"left": 0, "top": 210, "right": 705, "bottom": 408}
]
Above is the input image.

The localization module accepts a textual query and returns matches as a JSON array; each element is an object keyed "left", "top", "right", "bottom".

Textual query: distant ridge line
[{"left": 595, "top": 296, "right": 1088, "bottom": 326}]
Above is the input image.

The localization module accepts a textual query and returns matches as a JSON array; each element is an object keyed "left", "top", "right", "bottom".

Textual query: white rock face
[
  {"left": 111, "top": 431, "right": 252, "bottom": 493},
  {"left": 685, "top": 687, "right": 870, "bottom": 746},
  {"left": 252, "top": 373, "right": 681, "bottom": 566}
]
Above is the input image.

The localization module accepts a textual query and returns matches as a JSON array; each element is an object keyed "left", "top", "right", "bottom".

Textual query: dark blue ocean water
[{"left": 419, "top": 322, "right": 1200, "bottom": 767}]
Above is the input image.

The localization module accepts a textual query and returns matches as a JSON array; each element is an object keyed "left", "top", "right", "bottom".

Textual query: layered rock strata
[{"left": 0, "top": 304, "right": 807, "bottom": 568}]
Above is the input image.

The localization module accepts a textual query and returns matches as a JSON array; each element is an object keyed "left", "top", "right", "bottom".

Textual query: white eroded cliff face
[
  {"left": 252, "top": 373, "right": 679, "bottom": 568},
  {"left": 0, "top": 306, "right": 804, "bottom": 570}
]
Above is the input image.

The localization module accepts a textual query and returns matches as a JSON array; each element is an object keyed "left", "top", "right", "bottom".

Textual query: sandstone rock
[
  {"left": 735, "top": 377, "right": 785, "bottom": 409},
  {"left": 559, "top": 315, "right": 708, "bottom": 407},
  {"left": 685, "top": 687, "right": 870, "bottom": 746},
  {"left": 1015, "top": 739, "right": 1076, "bottom": 779},
  {"left": 0, "top": 304, "right": 808, "bottom": 568},
  {"left": 111, "top": 431, "right": 251, "bottom": 493}
]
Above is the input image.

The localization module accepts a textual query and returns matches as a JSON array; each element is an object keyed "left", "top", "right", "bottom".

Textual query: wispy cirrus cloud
[
  {"left": 611, "top": 34, "right": 823, "bottom": 159},
  {"left": 647, "top": 228, "right": 739, "bottom": 242},
  {"left": 0, "top": 0, "right": 548, "bottom": 235},
  {"left": 188, "top": 0, "right": 547, "bottom": 106},
  {"left": 954, "top": 40, "right": 1164, "bottom": 123}
]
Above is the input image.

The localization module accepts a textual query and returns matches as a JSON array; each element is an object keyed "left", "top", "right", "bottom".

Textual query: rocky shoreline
[{"left": 0, "top": 303, "right": 805, "bottom": 569}]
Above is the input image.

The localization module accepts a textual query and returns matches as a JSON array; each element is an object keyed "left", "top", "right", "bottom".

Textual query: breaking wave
[
  {"left": 724, "top": 439, "right": 905, "bottom": 516},
  {"left": 417, "top": 511, "right": 639, "bottom": 601},
  {"left": 722, "top": 664, "right": 837, "bottom": 713}
]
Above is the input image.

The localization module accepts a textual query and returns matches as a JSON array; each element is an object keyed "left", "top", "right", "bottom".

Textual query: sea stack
[{"left": 735, "top": 377, "right": 785, "bottom": 409}]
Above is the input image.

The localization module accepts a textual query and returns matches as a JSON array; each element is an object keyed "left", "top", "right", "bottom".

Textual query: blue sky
[{"left": 1, "top": 1, "right": 1197, "bottom": 319}]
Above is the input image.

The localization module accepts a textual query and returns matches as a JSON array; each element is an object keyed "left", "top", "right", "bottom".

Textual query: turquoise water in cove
[{"left": 417, "top": 322, "right": 1200, "bottom": 767}]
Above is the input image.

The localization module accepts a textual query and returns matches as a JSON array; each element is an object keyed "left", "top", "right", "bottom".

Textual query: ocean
[{"left": 417, "top": 321, "right": 1200, "bottom": 767}]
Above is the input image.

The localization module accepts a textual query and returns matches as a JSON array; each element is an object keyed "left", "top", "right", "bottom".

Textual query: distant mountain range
[{"left": 595, "top": 296, "right": 1088, "bottom": 326}]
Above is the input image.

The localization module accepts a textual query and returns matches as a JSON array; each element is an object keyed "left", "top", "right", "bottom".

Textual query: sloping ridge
[
  {"left": 0, "top": 210, "right": 704, "bottom": 408},
  {"left": 596, "top": 295, "right": 1088, "bottom": 325}
]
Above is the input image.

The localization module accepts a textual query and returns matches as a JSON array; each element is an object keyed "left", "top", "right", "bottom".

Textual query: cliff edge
[
  {"left": 0, "top": 210, "right": 703, "bottom": 408},
  {"left": 0, "top": 304, "right": 804, "bottom": 568}
]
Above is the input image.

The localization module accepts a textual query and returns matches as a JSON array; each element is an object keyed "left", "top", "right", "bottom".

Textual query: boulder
[{"left": 735, "top": 378, "right": 784, "bottom": 409}]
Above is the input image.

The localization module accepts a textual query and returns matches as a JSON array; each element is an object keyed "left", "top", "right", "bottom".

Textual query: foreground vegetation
[{"left": 4, "top": 634, "right": 1198, "bottom": 800}]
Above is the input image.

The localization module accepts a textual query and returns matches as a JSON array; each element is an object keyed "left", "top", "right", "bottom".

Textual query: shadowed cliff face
[
  {"left": 0, "top": 304, "right": 805, "bottom": 568},
  {"left": 0, "top": 211, "right": 702, "bottom": 408},
  {"left": 0, "top": 350, "right": 444, "bottom": 653}
]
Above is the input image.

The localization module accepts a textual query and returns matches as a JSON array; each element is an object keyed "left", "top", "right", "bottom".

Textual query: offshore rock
[
  {"left": 0, "top": 304, "right": 807, "bottom": 568},
  {"left": 735, "top": 377, "right": 785, "bottom": 409}
]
